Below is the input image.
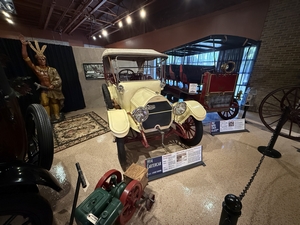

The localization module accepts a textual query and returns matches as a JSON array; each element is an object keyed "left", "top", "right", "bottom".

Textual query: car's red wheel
[
  {"left": 116, "top": 137, "right": 127, "bottom": 168},
  {"left": 180, "top": 116, "right": 203, "bottom": 146}
]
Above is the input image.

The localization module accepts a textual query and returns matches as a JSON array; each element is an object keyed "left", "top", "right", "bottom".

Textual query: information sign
[
  {"left": 210, "top": 118, "right": 247, "bottom": 135},
  {"left": 145, "top": 145, "right": 204, "bottom": 181}
]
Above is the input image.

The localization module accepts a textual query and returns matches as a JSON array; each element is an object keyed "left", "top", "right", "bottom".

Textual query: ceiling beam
[
  {"left": 68, "top": 0, "right": 108, "bottom": 35},
  {"left": 43, "top": 0, "right": 56, "bottom": 30},
  {"left": 54, "top": 0, "right": 75, "bottom": 32},
  {"left": 38, "top": 0, "right": 52, "bottom": 28},
  {"left": 89, "top": 0, "right": 156, "bottom": 37},
  {"left": 62, "top": 0, "right": 94, "bottom": 33}
]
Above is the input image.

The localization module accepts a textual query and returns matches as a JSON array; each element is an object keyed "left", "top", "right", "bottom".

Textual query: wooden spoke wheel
[
  {"left": 217, "top": 99, "right": 239, "bottom": 120},
  {"left": 118, "top": 180, "right": 143, "bottom": 225},
  {"left": 259, "top": 86, "right": 300, "bottom": 140},
  {"left": 94, "top": 169, "right": 122, "bottom": 190},
  {"left": 179, "top": 116, "right": 203, "bottom": 146}
]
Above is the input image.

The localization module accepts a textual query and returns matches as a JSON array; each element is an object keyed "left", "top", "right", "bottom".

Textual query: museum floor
[{"left": 42, "top": 107, "right": 300, "bottom": 225}]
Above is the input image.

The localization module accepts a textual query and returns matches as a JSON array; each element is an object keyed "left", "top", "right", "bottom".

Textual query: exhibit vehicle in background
[
  {"left": 162, "top": 35, "right": 261, "bottom": 120},
  {"left": 101, "top": 48, "right": 206, "bottom": 167},
  {"left": 0, "top": 66, "right": 62, "bottom": 224},
  {"left": 163, "top": 59, "right": 240, "bottom": 120}
]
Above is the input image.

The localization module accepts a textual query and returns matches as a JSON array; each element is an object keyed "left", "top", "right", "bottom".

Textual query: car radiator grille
[{"left": 142, "top": 101, "right": 172, "bottom": 130}]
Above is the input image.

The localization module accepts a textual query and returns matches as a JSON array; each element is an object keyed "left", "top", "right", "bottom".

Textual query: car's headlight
[
  {"left": 132, "top": 107, "right": 149, "bottom": 123},
  {"left": 173, "top": 102, "right": 187, "bottom": 115}
]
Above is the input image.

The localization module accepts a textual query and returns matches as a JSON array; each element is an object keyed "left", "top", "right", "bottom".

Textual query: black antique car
[{"left": 0, "top": 65, "right": 61, "bottom": 224}]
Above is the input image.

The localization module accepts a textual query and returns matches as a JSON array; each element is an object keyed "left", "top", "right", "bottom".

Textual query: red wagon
[{"left": 162, "top": 61, "right": 240, "bottom": 120}]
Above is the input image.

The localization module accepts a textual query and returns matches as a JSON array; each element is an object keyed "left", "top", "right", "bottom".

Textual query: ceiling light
[
  {"left": 140, "top": 9, "right": 146, "bottom": 18},
  {"left": 98, "top": 34, "right": 102, "bottom": 38},
  {"left": 102, "top": 30, "right": 108, "bottom": 37},
  {"left": 2, "top": 11, "right": 11, "bottom": 18},
  {"left": 92, "top": 36, "right": 96, "bottom": 40},
  {"left": 6, "top": 18, "right": 14, "bottom": 24},
  {"left": 126, "top": 16, "right": 132, "bottom": 24},
  {"left": 118, "top": 21, "right": 123, "bottom": 28}
]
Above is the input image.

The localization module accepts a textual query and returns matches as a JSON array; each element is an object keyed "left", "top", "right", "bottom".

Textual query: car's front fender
[
  {"left": 0, "top": 161, "right": 62, "bottom": 192},
  {"left": 174, "top": 100, "right": 207, "bottom": 124},
  {"left": 107, "top": 109, "right": 130, "bottom": 138}
]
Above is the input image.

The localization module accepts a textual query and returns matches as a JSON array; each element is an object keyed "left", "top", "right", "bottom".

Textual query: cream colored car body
[{"left": 102, "top": 48, "right": 206, "bottom": 138}]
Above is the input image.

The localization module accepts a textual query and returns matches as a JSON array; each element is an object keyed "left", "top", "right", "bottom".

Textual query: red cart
[{"left": 162, "top": 61, "right": 240, "bottom": 120}]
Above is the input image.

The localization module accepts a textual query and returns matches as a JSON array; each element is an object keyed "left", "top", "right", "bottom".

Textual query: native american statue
[{"left": 19, "top": 35, "right": 64, "bottom": 122}]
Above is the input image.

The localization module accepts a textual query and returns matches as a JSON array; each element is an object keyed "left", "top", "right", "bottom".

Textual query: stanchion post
[
  {"left": 219, "top": 194, "right": 242, "bottom": 225},
  {"left": 257, "top": 106, "right": 290, "bottom": 158},
  {"left": 242, "top": 104, "right": 249, "bottom": 120}
]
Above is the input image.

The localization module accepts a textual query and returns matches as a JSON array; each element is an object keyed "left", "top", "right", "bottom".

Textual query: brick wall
[{"left": 249, "top": 0, "right": 300, "bottom": 111}]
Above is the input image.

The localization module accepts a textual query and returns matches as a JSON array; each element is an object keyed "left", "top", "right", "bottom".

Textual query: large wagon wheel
[{"left": 259, "top": 86, "right": 300, "bottom": 140}]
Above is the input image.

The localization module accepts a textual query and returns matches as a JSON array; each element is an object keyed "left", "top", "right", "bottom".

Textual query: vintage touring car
[{"left": 101, "top": 48, "right": 206, "bottom": 167}]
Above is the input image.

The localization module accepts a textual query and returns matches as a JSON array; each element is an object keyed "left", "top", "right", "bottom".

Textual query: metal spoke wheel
[
  {"left": 94, "top": 169, "right": 122, "bottom": 190},
  {"left": 25, "top": 104, "right": 54, "bottom": 170},
  {"left": 217, "top": 99, "right": 239, "bottom": 120},
  {"left": 259, "top": 86, "right": 300, "bottom": 140},
  {"left": 179, "top": 116, "right": 203, "bottom": 146},
  {"left": 118, "top": 180, "right": 143, "bottom": 225}
]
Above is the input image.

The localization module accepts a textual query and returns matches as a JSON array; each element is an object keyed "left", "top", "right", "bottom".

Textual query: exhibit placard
[
  {"left": 145, "top": 145, "right": 204, "bottom": 181},
  {"left": 188, "top": 83, "right": 198, "bottom": 93},
  {"left": 210, "top": 118, "right": 246, "bottom": 135}
]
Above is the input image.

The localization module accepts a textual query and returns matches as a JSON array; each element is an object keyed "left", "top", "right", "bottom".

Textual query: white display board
[
  {"left": 210, "top": 118, "right": 246, "bottom": 134},
  {"left": 145, "top": 145, "right": 204, "bottom": 180}
]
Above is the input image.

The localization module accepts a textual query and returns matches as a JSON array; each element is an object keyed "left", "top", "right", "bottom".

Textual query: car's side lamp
[{"left": 117, "top": 85, "right": 124, "bottom": 94}]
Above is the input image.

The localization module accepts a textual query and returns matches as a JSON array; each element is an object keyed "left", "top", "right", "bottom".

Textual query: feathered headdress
[{"left": 28, "top": 40, "right": 47, "bottom": 58}]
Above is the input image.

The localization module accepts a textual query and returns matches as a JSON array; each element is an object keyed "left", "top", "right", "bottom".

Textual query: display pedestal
[
  {"left": 210, "top": 118, "right": 248, "bottom": 136},
  {"left": 257, "top": 146, "right": 281, "bottom": 158},
  {"left": 145, "top": 145, "right": 205, "bottom": 181}
]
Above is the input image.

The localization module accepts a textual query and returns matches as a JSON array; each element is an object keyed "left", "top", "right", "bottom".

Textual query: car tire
[
  {"left": 102, "top": 83, "right": 114, "bottom": 109},
  {"left": 180, "top": 116, "right": 203, "bottom": 146},
  {"left": 116, "top": 137, "right": 127, "bottom": 167},
  {"left": 0, "top": 192, "right": 53, "bottom": 225},
  {"left": 217, "top": 99, "right": 239, "bottom": 120},
  {"left": 25, "top": 104, "right": 54, "bottom": 170}
]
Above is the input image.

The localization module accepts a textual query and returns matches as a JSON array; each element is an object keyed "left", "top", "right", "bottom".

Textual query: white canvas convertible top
[{"left": 102, "top": 48, "right": 168, "bottom": 59}]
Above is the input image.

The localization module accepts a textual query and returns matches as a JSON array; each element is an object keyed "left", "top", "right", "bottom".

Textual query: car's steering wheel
[{"left": 118, "top": 69, "right": 135, "bottom": 81}]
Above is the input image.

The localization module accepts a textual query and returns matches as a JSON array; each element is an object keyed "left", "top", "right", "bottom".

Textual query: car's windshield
[{"left": 111, "top": 56, "right": 166, "bottom": 81}]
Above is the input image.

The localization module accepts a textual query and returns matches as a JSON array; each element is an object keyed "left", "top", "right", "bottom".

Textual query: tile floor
[{"left": 41, "top": 107, "right": 300, "bottom": 225}]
